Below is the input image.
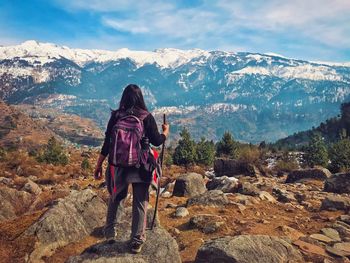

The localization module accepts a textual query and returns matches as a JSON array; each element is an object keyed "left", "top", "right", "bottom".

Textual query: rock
[
  {"left": 272, "top": 187, "right": 296, "bottom": 203},
  {"left": 258, "top": 191, "right": 276, "bottom": 202},
  {"left": 195, "top": 235, "right": 302, "bottom": 263},
  {"left": 277, "top": 225, "right": 305, "bottom": 241},
  {"left": 67, "top": 226, "right": 181, "bottom": 263},
  {"left": 206, "top": 176, "right": 239, "bottom": 193},
  {"left": 310, "top": 233, "right": 335, "bottom": 243},
  {"left": 189, "top": 214, "right": 225, "bottom": 234},
  {"left": 286, "top": 168, "right": 331, "bottom": 183},
  {"left": 333, "top": 242, "right": 350, "bottom": 256},
  {"left": 187, "top": 190, "right": 230, "bottom": 207},
  {"left": 321, "top": 228, "right": 341, "bottom": 242},
  {"left": 172, "top": 173, "right": 206, "bottom": 197},
  {"left": 238, "top": 182, "right": 260, "bottom": 196},
  {"left": 214, "top": 158, "right": 258, "bottom": 177},
  {"left": 23, "top": 189, "right": 107, "bottom": 262},
  {"left": 293, "top": 240, "right": 328, "bottom": 257},
  {"left": 22, "top": 179, "right": 42, "bottom": 195},
  {"left": 325, "top": 245, "right": 347, "bottom": 257},
  {"left": 339, "top": 215, "right": 350, "bottom": 225},
  {"left": 324, "top": 173, "right": 350, "bottom": 194},
  {"left": 0, "top": 186, "right": 32, "bottom": 221},
  {"left": 0, "top": 177, "right": 14, "bottom": 186},
  {"left": 321, "top": 195, "right": 350, "bottom": 211},
  {"left": 174, "top": 207, "right": 189, "bottom": 218}
]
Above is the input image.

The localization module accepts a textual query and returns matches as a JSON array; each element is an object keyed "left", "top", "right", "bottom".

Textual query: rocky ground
[{"left": 1, "top": 152, "right": 350, "bottom": 263}]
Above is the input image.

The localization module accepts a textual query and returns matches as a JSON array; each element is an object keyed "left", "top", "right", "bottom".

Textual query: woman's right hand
[
  {"left": 94, "top": 165, "right": 103, "bottom": 180},
  {"left": 162, "top": 123, "right": 170, "bottom": 138}
]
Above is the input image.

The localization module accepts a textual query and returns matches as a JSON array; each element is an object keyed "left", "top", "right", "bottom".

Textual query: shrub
[
  {"left": 238, "top": 146, "right": 261, "bottom": 164},
  {"left": 329, "top": 138, "right": 350, "bottom": 172},
  {"left": 81, "top": 157, "right": 91, "bottom": 171},
  {"left": 36, "top": 137, "right": 69, "bottom": 166},
  {"left": 0, "top": 147, "right": 6, "bottom": 161},
  {"left": 216, "top": 131, "right": 239, "bottom": 158}
]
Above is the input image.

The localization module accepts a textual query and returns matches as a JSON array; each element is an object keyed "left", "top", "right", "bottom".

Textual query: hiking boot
[
  {"left": 130, "top": 241, "right": 144, "bottom": 254},
  {"left": 103, "top": 230, "right": 117, "bottom": 243}
]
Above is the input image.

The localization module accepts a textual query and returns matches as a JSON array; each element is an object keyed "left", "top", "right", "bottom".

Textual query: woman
[{"left": 93, "top": 84, "right": 169, "bottom": 253}]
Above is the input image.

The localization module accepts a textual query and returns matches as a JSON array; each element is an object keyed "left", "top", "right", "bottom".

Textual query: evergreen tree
[
  {"left": 304, "top": 133, "right": 328, "bottom": 167},
  {"left": 216, "top": 131, "right": 239, "bottom": 158},
  {"left": 329, "top": 138, "right": 350, "bottom": 172},
  {"left": 173, "top": 127, "right": 196, "bottom": 167},
  {"left": 195, "top": 137, "right": 215, "bottom": 166},
  {"left": 37, "top": 137, "right": 69, "bottom": 165}
]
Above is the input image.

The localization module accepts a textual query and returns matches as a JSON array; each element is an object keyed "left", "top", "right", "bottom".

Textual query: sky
[{"left": 0, "top": 0, "right": 349, "bottom": 62}]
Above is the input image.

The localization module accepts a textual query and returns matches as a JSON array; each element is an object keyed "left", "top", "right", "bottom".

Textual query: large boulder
[
  {"left": 195, "top": 235, "right": 303, "bottom": 263},
  {"left": 173, "top": 173, "right": 206, "bottom": 197},
  {"left": 22, "top": 179, "right": 42, "bottom": 195},
  {"left": 189, "top": 214, "right": 225, "bottom": 233},
  {"left": 324, "top": 173, "right": 350, "bottom": 194},
  {"left": 187, "top": 190, "right": 230, "bottom": 207},
  {"left": 214, "top": 158, "right": 259, "bottom": 177},
  {"left": 286, "top": 168, "right": 332, "bottom": 183},
  {"left": 0, "top": 186, "right": 33, "bottom": 221},
  {"left": 67, "top": 226, "right": 181, "bottom": 263},
  {"left": 23, "top": 189, "right": 107, "bottom": 262},
  {"left": 206, "top": 176, "right": 239, "bottom": 193}
]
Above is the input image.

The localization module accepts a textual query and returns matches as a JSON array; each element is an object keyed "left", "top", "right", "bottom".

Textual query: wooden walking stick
[{"left": 150, "top": 114, "right": 166, "bottom": 230}]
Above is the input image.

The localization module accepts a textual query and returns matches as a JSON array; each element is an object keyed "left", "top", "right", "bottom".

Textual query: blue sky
[{"left": 0, "top": 0, "right": 349, "bottom": 62}]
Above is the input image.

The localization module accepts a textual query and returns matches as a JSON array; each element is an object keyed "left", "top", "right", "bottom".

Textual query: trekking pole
[{"left": 150, "top": 114, "right": 166, "bottom": 230}]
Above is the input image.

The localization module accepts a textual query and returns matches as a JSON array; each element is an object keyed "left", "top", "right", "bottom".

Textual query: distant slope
[{"left": 273, "top": 102, "right": 350, "bottom": 150}]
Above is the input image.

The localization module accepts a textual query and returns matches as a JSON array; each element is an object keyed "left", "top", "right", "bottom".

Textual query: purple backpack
[{"left": 108, "top": 109, "right": 149, "bottom": 167}]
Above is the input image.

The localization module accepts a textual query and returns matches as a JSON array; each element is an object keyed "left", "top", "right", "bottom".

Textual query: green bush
[
  {"left": 216, "top": 131, "right": 239, "bottom": 158},
  {"left": 238, "top": 146, "right": 261, "bottom": 164},
  {"left": 173, "top": 127, "right": 196, "bottom": 167},
  {"left": 195, "top": 137, "right": 215, "bottom": 166},
  {"left": 36, "top": 137, "right": 69, "bottom": 166},
  {"left": 329, "top": 138, "right": 350, "bottom": 172},
  {"left": 81, "top": 157, "right": 91, "bottom": 171},
  {"left": 0, "top": 147, "right": 6, "bottom": 161}
]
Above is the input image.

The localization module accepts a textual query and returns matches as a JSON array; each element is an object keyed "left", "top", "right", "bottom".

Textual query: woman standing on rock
[{"left": 93, "top": 84, "right": 169, "bottom": 253}]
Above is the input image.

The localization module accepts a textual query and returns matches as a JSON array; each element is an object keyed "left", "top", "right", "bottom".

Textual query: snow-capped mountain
[{"left": 1, "top": 40, "right": 349, "bottom": 143}]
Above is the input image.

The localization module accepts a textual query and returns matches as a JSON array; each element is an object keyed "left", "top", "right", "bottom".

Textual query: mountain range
[{"left": 1, "top": 40, "right": 349, "bottom": 143}]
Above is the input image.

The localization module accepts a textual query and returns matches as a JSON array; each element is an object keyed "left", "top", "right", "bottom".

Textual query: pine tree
[
  {"left": 304, "top": 133, "right": 328, "bottom": 168},
  {"left": 195, "top": 137, "right": 215, "bottom": 166},
  {"left": 173, "top": 127, "right": 196, "bottom": 167},
  {"left": 216, "top": 131, "right": 239, "bottom": 158},
  {"left": 329, "top": 138, "right": 350, "bottom": 172}
]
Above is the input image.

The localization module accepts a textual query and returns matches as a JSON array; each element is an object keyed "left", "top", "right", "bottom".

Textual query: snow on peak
[{"left": 0, "top": 41, "right": 209, "bottom": 68}]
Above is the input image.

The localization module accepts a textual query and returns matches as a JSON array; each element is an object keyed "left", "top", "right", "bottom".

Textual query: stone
[
  {"left": 321, "top": 228, "right": 341, "bottom": 242},
  {"left": 172, "top": 173, "right": 206, "bottom": 197},
  {"left": 67, "top": 226, "right": 181, "bottom": 263},
  {"left": 324, "top": 173, "right": 350, "bottom": 194},
  {"left": 195, "top": 235, "right": 302, "bottom": 263},
  {"left": 189, "top": 214, "right": 225, "bottom": 234},
  {"left": 174, "top": 207, "right": 189, "bottom": 218},
  {"left": 23, "top": 189, "right": 107, "bottom": 262},
  {"left": 272, "top": 187, "right": 296, "bottom": 203},
  {"left": 310, "top": 234, "right": 335, "bottom": 243},
  {"left": 206, "top": 176, "right": 239, "bottom": 193},
  {"left": 333, "top": 242, "right": 350, "bottom": 256},
  {"left": 293, "top": 240, "right": 328, "bottom": 257},
  {"left": 187, "top": 190, "right": 230, "bottom": 207},
  {"left": 258, "top": 191, "right": 276, "bottom": 203},
  {"left": 325, "top": 245, "right": 347, "bottom": 257},
  {"left": 286, "top": 168, "right": 331, "bottom": 183},
  {"left": 277, "top": 225, "right": 305, "bottom": 241},
  {"left": 22, "top": 179, "right": 42, "bottom": 195},
  {"left": 0, "top": 177, "right": 14, "bottom": 186},
  {"left": 214, "top": 158, "right": 258, "bottom": 177},
  {"left": 321, "top": 195, "right": 350, "bottom": 211},
  {"left": 339, "top": 215, "right": 350, "bottom": 225},
  {"left": 238, "top": 182, "right": 260, "bottom": 196},
  {"left": 0, "top": 186, "right": 32, "bottom": 221}
]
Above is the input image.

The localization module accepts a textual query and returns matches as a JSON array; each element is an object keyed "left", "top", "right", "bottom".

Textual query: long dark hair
[{"left": 118, "top": 84, "right": 148, "bottom": 112}]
